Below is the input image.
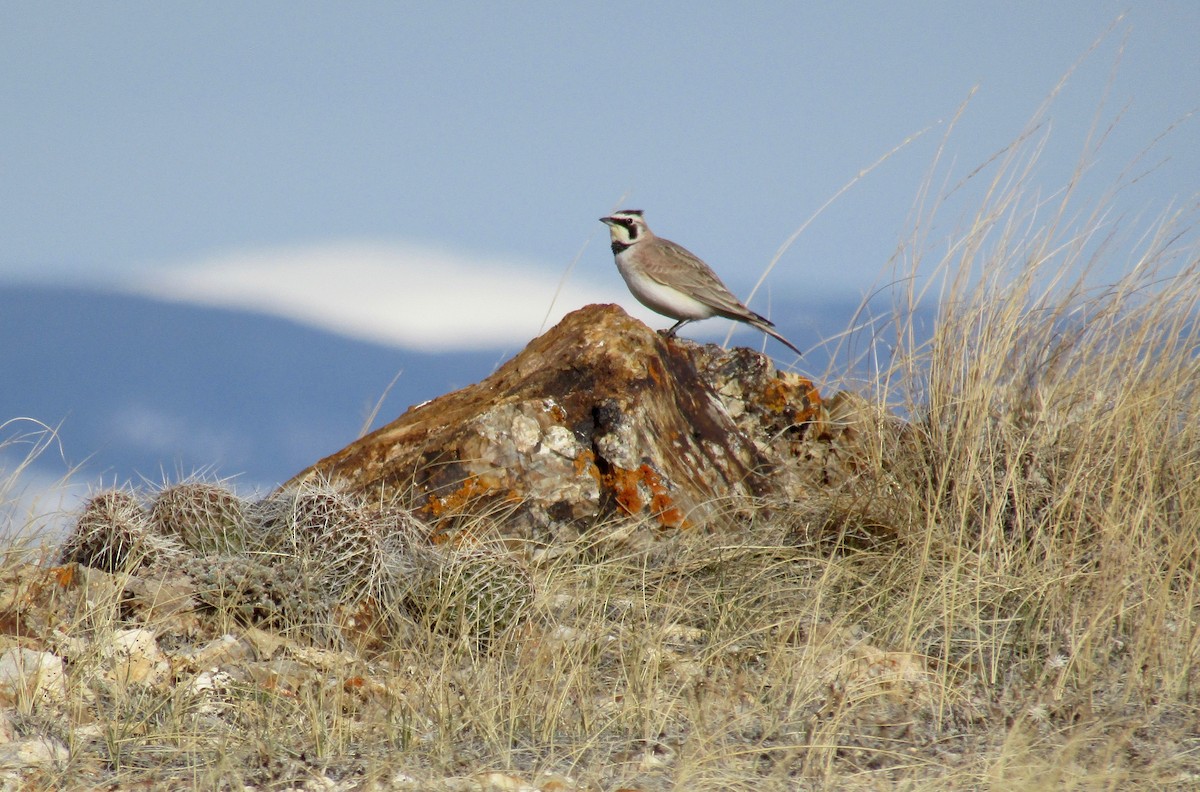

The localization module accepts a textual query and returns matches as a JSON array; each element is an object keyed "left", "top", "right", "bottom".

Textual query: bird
[{"left": 600, "top": 209, "right": 803, "bottom": 356}]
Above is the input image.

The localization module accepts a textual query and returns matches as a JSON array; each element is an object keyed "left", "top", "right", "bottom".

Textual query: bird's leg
[{"left": 662, "top": 318, "right": 691, "bottom": 338}]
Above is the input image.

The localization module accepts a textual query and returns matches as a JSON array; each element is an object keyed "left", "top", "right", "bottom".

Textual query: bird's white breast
[{"left": 615, "top": 251, "right": 715, "bottom": 320}]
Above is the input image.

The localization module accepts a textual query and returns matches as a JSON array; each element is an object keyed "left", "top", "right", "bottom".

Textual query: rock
[
  {"left": 99, "top": 628, "right": 170, "bottom": 689},
  {"left": 805, "top": 624, "right": 938, "bottom": 759},
  {"left": 241, "top": 626, "right": 290, "bottom": 659},
  {"left": 0, "top": 564, "right": 76, "bottom": 642},
  {"left": 121, "top": 572, "right": 201, "bottom": 634},
  {"left": 285, "top": 304, "right": 821, "bottom": 540},
  {"left": 474, "top": 772, "right": 538, "bottom": 791},
  {"left": 0, "top": 648, "right": 67, "bottom": 708},
  {"left": 184, "top": 669, "right": 237, "bottom": 718},
  {"left": 175, "top": 633, "right": 256, "bottom": 670},
  {"left": 0, "top": 736, "right": 68, "bottom": 769}
]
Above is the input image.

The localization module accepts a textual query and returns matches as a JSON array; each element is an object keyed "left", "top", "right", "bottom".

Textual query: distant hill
[
  {"left": 0, "top": 285, "right": 507, "bottom": 490},
  {"left": 0, "top": 284, "right": 918, "bottom": 493}
]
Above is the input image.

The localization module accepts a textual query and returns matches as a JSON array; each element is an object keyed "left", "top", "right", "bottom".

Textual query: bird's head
[{"left": 599, "top": 209, "right": 650, "bottom": 247}]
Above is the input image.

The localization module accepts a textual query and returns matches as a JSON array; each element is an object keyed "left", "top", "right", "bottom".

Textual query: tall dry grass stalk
[
  {"left": 0, "top": 418, "right": 77, "bottom": 554},
  {"left": 846, "top": 88, "right": 1200, "bottom": 780}
]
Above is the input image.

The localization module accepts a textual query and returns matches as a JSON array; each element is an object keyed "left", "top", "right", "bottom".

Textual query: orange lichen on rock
[
  {"left": 574, "top": 448, "right": 600, "bottom": 481},
  {"left": 604, "top": 465, "right": 644, "bottom": 514},
  {"left": 763, "top": 373, "right": 822, "bottom": 422},
  {"left": 53, "top": 565, "right": 76, "bottom": 588},
  {"left": 334, "top": 598, "right": 390, "bottom": 651},
  {"left": 423, "top": 474, "right": 523, "bottom": 544},
  {"left": 424, "top": 475, "right": 499, "bottom": 519},
  {"left": 644, "top": 465, "right": 689, "bottom": 528},
  {"left": 602, "top": 463, "right": 689, "bottom": 529},
  {"left": 644, "top": 355, "right": 667, "bottom": 387}
]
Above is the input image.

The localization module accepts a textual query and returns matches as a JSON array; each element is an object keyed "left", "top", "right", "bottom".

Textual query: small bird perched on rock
[{"left": 600, "top": 210, "right": 802, "bottom": 357}]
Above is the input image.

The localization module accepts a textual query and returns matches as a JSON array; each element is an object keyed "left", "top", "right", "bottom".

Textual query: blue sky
[{"left": 2, "top": 2, "right": 1198, "bottom": 350}]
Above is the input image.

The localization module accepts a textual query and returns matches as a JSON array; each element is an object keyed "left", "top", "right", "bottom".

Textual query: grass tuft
[{"left": 4, "top": 82, "right": 1200, "bottom": 789}]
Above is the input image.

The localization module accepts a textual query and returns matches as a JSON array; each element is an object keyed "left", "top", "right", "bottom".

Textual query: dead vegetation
[{"left": 2, "top": 100, "right": 1199, "bottom": 791}]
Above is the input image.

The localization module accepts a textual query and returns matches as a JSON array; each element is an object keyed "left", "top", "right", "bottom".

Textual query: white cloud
[
  {"left": 106, "top": 404, "right": 247, "bottom": 467},
  {"left": 127, "top": 241, "right": 654, "bottom": 352}
]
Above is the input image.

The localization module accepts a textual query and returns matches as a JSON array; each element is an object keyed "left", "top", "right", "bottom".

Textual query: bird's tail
[{"left": 752, "top": 318, "right": 803, "bottom": 357}]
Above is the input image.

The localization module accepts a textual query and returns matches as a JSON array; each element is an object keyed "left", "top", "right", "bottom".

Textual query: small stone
[
  {"left": 510, "top": 413, "right": 541, "bottom": 453},
  {"left": 101, "top": 628, "right": 170, "bottom": 689},
  {"left": 0, "top": 648, "right": 67, "bottom": 707},
  {"left": 535, "top": 772, "right": 581, "bottom": 791},
  {"left": 177, "top": 633, "right": 255, "bottom": 670},
  {"left": 476, "top": 772, "right": 538, "bottom": 791},
  {"left": 0, "top": 737, "right": 68, "bottom": 769},
  {"left": 542, "top": 425, "right": 578, "bottom": 457}
]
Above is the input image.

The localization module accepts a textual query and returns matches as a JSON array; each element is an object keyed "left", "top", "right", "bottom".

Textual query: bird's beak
[{"left": 599, "top": 216, "right": 616, "bottom": 226}]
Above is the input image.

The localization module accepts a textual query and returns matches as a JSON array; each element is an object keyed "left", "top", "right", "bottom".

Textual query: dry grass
[{"left": 3, "top": 107, "right": 1200, "bottom": 790}]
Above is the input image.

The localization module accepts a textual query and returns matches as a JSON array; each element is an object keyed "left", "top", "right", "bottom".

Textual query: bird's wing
[{"left": 643, "top": 239, "right": 760, "bottom": 320}]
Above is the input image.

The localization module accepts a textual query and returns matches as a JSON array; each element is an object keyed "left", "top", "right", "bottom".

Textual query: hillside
[{"left": 0, "top": 285, "right": 507, "bottom": 489}]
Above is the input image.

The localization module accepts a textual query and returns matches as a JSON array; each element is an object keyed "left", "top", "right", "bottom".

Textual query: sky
[{"left": 2, "top": 2, "right": 1199, "bottom": 352}]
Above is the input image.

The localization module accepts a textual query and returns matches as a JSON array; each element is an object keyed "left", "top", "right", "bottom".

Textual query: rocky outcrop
[{"left": 285, "top": 304, "right": 823, "bottom": 541}]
